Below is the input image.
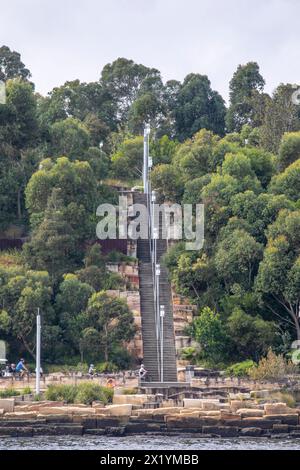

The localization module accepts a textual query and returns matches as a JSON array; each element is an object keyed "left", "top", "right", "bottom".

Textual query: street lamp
[
  {"left": 36, "top": 308, "right": 41, "bottom": 396},
  {"left": 160, "top": 305, "right": 165, "bottom": 382}
]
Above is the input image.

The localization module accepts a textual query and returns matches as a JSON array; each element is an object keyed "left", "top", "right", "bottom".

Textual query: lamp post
[
  {"left": 143, "top": 124, "right": 150, "bottom": 194},
  {"left": 36, "top": 308, "right": 41, "bottom": 396},
  {"left": 160, "top": 305, "right": 165, "bottom": 382}
]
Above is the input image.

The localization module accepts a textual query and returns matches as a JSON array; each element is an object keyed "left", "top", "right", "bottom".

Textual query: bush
[
  {"left": 269, "top": 391, "right": 296, "bottom": 408},
  {"left": 121, "top": 387, "right": 138, "bottom": 395},
  {"left": 249, "top": 349, "right": 298, "bottom": 381},
  {"left": 0, "top": 388, "right": 20, "bottom": 398},
  {"left": 45, "top": 383, "right": 113, "bottom": 405},
  {"left": 22, "top": 387, "right": 32, "bottom": 395},
  {"left": 95, "top": 362, "right": 119, "bottom": 373},
  {"left": 75, "top": 382, "right": 113, "bottom": 405},
  {"left": 45, "top": 384, "right": 77, "bottom": 403},
  {"left": 180, "top": 347, "right": 197, "bottom": 362},
  {"left": 225, "top": 360, "right": 256, "bottom": 377}
]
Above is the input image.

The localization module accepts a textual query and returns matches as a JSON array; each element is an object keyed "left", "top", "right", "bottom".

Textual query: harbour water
[{"left": 1, "top": 436, "right": 300, "bottom": 450}]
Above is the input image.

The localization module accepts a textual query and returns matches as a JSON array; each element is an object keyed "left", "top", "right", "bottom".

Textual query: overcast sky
[{"left": 1, "top": 0, "right": 300, "bottom": 102}]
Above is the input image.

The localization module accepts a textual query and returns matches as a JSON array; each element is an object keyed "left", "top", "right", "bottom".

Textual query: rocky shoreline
[{"left": 1, "top": 395, "right": 300, "bottom": 439}]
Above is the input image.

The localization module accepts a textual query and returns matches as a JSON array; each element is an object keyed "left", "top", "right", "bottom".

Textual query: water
[{"left": 1, "top": 436, "right": 300, "bottom": 450}]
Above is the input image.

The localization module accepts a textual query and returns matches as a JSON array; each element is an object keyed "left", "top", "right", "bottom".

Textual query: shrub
[
  {"left": 180, "top": 347, "right": 197, "bottom": 362},
  {"left": 0, "top": 388, "right": 20, "bottom": 398},
  {"left": 225, "top": 360, "right": 256, "bottom": 377},
  {"left": 95, "top": 362, "right": 119, "bottom": 373},
  {"left": 45, "top": 383, "right": 113, "bottom": 405},
  {"left": 45, "top": 384, "right": 77, "bottom": 403},
  {"left": 249, "top": 349, "right": 298, "bottom": 380},
  {"left": 121, "top": 387, "right": 138, "bottom": 395},
  {"left": 75, "top": 382, "right": 113, "bottom": 405},
  {"left": 269, "top": 391, "right": 296, "bottom": 408},
  {"left": 22, "top": 387, "right": 32, "bottom": 395}
]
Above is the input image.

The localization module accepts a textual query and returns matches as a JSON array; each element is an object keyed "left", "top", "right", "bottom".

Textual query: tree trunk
[{"left": 17, "top": 187, "right": 22, "bottom": 219}]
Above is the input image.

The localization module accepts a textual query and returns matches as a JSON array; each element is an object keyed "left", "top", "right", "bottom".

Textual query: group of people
[{"left": 1, "top": 358, "right": 28, "bottom": 378}]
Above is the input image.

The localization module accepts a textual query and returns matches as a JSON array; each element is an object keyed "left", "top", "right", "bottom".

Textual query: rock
[
  {"left": 230, "top": 400, "right": 255, "bottom": 412},
  {"left": 0, "top": 409, "right": 4, "bottom": 416},
  {"left": 152, "top": 407, "right": 181, "bottom": 416},
  {"left": 0, "top": 419, "right": 45, "bottom": 427},
  {"left": 166, "top": 415, "right": 218, "bottom": 430},
  {"left": 113, "top": 395, "right": 153, "bottom": 406},
  {"left": 264, "top": 403, "right": 294, "bottom": 415},
  {"left": 0, "top": 427, "right": 18, "bottom": 436},
  {"left": 55, "top": 425, "right": 83, "bottom": 435},
  {"left": 0, "top": 399, "right": 14, "bottom": 412},
  {"left": 229, "top": 393, "right": 251, "bottom": 400},
  {"left": 237, "top": 409, "right": 264, "bottom": 418},
  {"left": 240, "top": 427, "right": 263, "bottom": 437},
  {"left": 105, "top": 404, "right": 132, "bottom": 417},
  {"left": 96, "top": 417, "right": 124, "bottom": 428},
  {"left": 272, "top": 424, "right": 289, "bottom": 433},
  {"left": 79, "top": 417, "right": 97, "bottom": 429},
  {"left": 183, "top": 399, "right": 203, "bottom": 408},
  {"left": 202, "top": 426, "right": 239, "bottom": 437},
  {"left": 44, "top": 414, "right": 73, "bottom": 423},
  {"left": 106, "top": 426, "right": 126, "bottom": 436},
  {"left": 220, "top": 412, "right": 241, "bottom": 421},
  {"left": 125, "top": 422, "right": 163, "bottom": 433},
  {"left": 85, "top": 429, "right": 106, "bottom": 435},
  {"left": 202, "top": 400, "right": 222, "bottom": 411},
  {"left": 250, "top": 390, "right": 271, "bottom": 399},
  {"left": 290, "top": 431, "right": 300, "bottom": 437},
  {"left": 263, "top": 414, "right": 299, "bottom": 426},
  {"left": 241, "top": 418, "right": 281, "bottom": 429},
  {"left": 4, "top": 412, "right": 37, "bottom": 419}
]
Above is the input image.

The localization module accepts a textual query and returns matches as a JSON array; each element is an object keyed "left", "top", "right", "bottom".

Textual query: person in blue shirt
[{"left": 16, "top": 358, "right": 28, "bottom": 378}]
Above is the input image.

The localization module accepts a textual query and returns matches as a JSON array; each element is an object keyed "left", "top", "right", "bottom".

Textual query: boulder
[
  {"left": 236, "top": 409, "right": 264, "bottom": 418},
  {"left": 230, "top": 400, "right": 255, "bottom": 412},
  {"left": 113, "top": 395, "right": 153, "bottom": 406},
  {"left": 240, "top": 427, "right": 263, "bottom": 437},
  {"left": 250, "top": 390, "right": 271, "bottom": 399},
  {"left": 263, "top": 414, "right": 299, "bottom": 426},
  {"left": 264, "top": 403, "right": 293, "bottom": 415},
  {"left": 202, "top": 426, "right": 239, "bottom": 437},
  {"left": 272, "top": 424, "right": 289, "bottom": 434},
  {"left": 4, "top": 412, "right": 37, "bottom": 419},
  {"left": 105, "top": 404, "right": 132, "bottom": 417},
  {"left": 0, "top": 399, "right": 14, "bottom": 412}
]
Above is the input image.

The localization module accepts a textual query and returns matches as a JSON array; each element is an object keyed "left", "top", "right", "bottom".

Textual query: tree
[
  {"left": 260, "top": 84, "right": 300, "bottom": 153},
  {"left": 190, "top": 307, "right": 230, "bottom": 363},
  {"left": 174, "top": 74, "right": 226, "bottom": 140},
  {"left": 150, "top": 164, "right": 183, "bottom": 202},
  {"left": 269, "top": 159, "right": 300, "bottom": 202},
  {"left": 111, "top": 135, "right": 143, "bottom": 179},
  {"left": 226, "top": 62, "right": 266, "bottom": 132},
  {"left": 23, "top": 189, "right": 79, "bottom": 280},
  {"left": 215, "top": 229, "right": 263, "bottom": 292},
  {"left": 0, "top": 45, "right": 31, "bottom": 82},
  {"left": 101, "top": 58, "right": 161, "bottom": 123},
  {"left": 0, "top": 268, "right": 55, "bottom": 359},
  {"left": 255, "top": 210, "right": 300, "bottom": 340},
  {"left": 49, "top": 117, "right": 90, "bottom": 159},
  {"left": 82, "top": 291, "right": 136, "bottom": 362},
  {"left": 25, "top": 156, "right": 98, "bottom": 235},
  {"left": 278, "top": 131, "right": 300, "bottom": 170},
  {"left": 226, "top": 308, "right": 276, "bottom": 361}
]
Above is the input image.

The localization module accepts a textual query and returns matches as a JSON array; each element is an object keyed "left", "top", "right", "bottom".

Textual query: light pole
[
  {"left": 36, "top": 308, "right": 41, "bottom": 396},
  {"left": 160, "top": 305, "right": 165, "bottom": 382},
  {"left": 143, "top": 124, "right": 150, "bottom": 194}
]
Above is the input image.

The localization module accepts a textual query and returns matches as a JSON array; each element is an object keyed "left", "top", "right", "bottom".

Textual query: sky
[{"left": 1, "top": 0, "right": 300, "bottom": 102}]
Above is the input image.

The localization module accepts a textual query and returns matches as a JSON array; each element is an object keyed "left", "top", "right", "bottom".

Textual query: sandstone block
[
  {"left": 240, "top": 427, "right": 263, "bottom": 437},
  {"left": 237, "top": 409, "right": 264, "bottom": 418},
  {"left": 113, "top": 395, "right": 153, "bottom": 406},
  {"left": 264, "top": 403, "right": 294, "bottom": 415},
  {"left": 105, "top": 404, "right": 132, "bottom": 416},
  {"left": 202, "top": 426, "right": 239, "bottom": 437},
  {"left": 263, "top": 414, "right": 298, "bottom": 426},
  {"left": 0, "top": 399, "right": 14, "bottom": 412}
]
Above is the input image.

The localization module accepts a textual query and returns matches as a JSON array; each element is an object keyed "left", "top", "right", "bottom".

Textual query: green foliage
[
  {"left": 45, "top": 382, "right": 113, "bottom": 405},
  {"left": 249, "top": 349, "right": 298, "bottom": 380},
  {"left": 0, "top": 388, "right": 20, "bottom": 398},
  {"left": 180, "top": 347, "right": 197, "bottom": 362},
  {"left": 191, "top": 307, "right": 230, "bottom": 364},
  {"left": 225, "top": 360, "right": 256, "bottom": 377}
]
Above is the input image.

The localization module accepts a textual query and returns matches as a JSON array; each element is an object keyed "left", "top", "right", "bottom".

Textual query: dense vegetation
[{"left": 0, "top": 45, "right": 300, "bottom": 370}]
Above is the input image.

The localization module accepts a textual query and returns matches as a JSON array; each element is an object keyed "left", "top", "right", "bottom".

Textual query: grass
[{"left": 45, "top": 382, "right": 114, "bottom": 405}]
